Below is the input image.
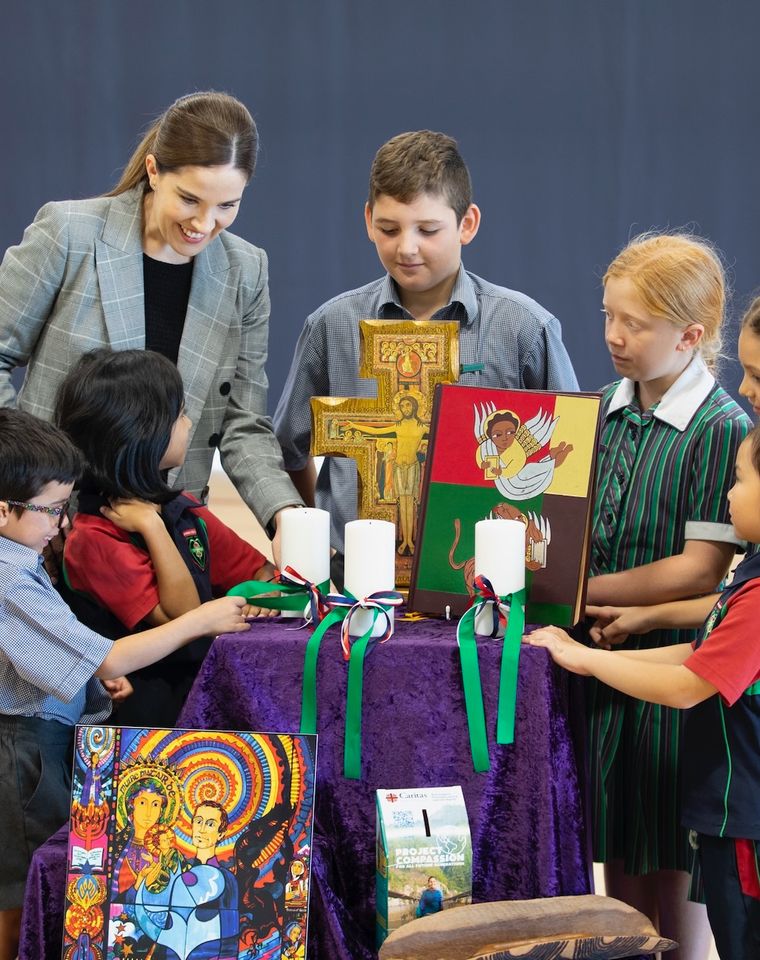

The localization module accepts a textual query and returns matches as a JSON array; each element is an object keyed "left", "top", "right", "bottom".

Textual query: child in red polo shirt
[
  {"left": 528, "top": 426, "right": 760, "bottom": 959},
  {"left": 57, "top": 348, "right": 276, "bottom": 726}
]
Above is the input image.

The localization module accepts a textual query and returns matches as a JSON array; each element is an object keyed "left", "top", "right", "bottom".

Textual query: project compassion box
[{"left": 376, "top": 785, "right": 472, "bottom": 947}]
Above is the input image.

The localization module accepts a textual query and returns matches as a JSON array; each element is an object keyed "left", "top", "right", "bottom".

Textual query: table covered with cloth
[{"left": 19, "top": 615, "right": 590, "bottom": 959}]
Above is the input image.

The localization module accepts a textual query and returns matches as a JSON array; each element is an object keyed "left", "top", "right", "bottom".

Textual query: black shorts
[
  {"left": 0, "top": 715, "right": 73, "bottom": 910},
  {"left": 697, "top": 833, "right": 760, "bottom": 960}
]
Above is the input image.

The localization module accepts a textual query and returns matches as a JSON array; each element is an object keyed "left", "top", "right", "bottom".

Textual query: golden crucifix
[{"left": 310, "top": 320, "right": 459, "bottom": 586}]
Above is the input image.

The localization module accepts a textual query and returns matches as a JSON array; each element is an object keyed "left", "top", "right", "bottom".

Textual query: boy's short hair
[
  {"left": 0, "top": 408, "right": 81, "bottom": 502},
  {"left": 367, "top": 130, "right": 473, "bottom": 223}
]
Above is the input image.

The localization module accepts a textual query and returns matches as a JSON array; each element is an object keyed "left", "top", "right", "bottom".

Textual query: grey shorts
[{"left": 0, "top": 715, "right": 73, "bottom": 909}]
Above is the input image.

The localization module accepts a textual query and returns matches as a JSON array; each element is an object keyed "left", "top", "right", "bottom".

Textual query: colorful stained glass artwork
[{"left": 62, "top": 725, "right": 316, "bottom": 960}]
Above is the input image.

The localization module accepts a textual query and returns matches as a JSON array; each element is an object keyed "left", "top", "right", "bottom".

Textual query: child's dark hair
[
  {"left": 746, "top": 425, "right": 760, "bottom": 477},
  {"left": 0, "top": 408, "right": 81, "bottom": 507},
  {"left": 741, "top": 295, "right": 760, "bottom": 336},
  {"left": 368, "top": 130, "right": 472, "bottom": 223},
  {"left": 55, "top": 349, "right": 185, "bottom": 503}
]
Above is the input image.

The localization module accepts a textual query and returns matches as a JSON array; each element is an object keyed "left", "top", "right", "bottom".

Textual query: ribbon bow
[
  {"left": 299, "top": 588, "right": 403, "bottom": 780},
  {"left": 339, "top": 590, "right": 403, "bottom": 660},
  {"left": 456, "top": 575, "right": 526, "bottom": 772}
]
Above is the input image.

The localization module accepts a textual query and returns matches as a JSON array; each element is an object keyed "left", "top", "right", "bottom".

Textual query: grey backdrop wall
[{"left": 2, "top": 0, "right": 759, "bottom": 409}]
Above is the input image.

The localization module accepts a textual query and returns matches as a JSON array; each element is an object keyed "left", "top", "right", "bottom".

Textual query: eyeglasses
[{"left": 5, "top": 499, "right": 70, "bottom": 528}]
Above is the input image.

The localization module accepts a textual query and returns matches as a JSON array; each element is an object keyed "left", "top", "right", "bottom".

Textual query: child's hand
[
  {"left": 241, "top": 562, "right": 280, "bottom": 617},
  {"left": 198, "top": 595, "right": 251, "bottom": 636},
  {"left": 524, "top": 625, "right": 593, "bottom": 675},
  {"left": 102, "top": 498, "right": 161, "bottom": 534},
  {"left": 586, "top": 604, "right": 654, "bottom": 649},
  {"left": 103, "top": 676, "right": 134, "bottom": 702},
  {"left": 243, "top": 602, "right": 279, "bottom": 619}
]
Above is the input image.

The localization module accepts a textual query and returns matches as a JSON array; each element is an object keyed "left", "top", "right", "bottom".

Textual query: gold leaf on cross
[{"left": 310, "top": 320, "right": 460, "bottom": 586}]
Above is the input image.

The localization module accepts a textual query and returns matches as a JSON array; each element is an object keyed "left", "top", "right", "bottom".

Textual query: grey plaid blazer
[{"left": 0, "top": 186, "right": 301, "bottom": 527}]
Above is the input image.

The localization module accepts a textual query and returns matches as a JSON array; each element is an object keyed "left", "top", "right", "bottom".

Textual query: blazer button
[
  {"left": 219, "top": 381, "right": 231, "bottom": 396},
  {"left": 208, "top": 433, "right": 220, "bottom": 447}
]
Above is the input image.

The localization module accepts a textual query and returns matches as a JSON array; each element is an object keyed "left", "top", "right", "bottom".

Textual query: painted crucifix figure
[{"left": 310, "top": 320, "right": 459, "bottom": 586}]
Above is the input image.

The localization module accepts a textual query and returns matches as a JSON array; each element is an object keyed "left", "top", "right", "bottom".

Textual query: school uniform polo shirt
[
  {"left": 682, "top": 552, "right": 760, "bottom": 838},
  {"left": 592, "top": 356, "right": 748, "bottom": 583},
  {"left": 65, "top": 492, "right": 268, "bottom": 630}
]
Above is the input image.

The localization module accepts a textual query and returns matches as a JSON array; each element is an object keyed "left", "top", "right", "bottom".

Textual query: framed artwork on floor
[{"left": 62, "top": 725, "right": 316, "bottom": 960}]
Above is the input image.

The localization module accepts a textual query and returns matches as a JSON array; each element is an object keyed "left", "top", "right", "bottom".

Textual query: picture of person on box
[{"left": 416, "top": 876, "right": 443, "bottom": 917}]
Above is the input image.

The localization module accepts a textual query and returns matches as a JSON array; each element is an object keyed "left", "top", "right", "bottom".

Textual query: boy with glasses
[{"left": 0, "top": 408, "right": 248, "bottom": 959}]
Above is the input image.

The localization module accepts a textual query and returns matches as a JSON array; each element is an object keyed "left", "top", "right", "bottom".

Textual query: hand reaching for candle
[
  {"left": 242, "top": 560, "right": 280, "bottom": 618},
  {"left": 524, "top": 626, "right": 593, "bottom": 676}
]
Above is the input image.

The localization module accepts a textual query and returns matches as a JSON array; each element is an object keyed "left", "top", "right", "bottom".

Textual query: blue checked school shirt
[
  {"left": 274, "top": 265, "right": 579, "bottom": 552},
  {"left": 0, "top": 535, "right": 112, "bottom": 722}
]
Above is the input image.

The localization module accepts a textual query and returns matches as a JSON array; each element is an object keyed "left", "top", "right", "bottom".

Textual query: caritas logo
[{"left": 385, "top": 793, "right": 399, "bottom": 803}]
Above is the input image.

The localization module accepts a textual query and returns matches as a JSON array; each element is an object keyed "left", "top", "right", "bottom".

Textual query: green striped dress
[{"left": 588, "top": 361, "right": 751, "bottom": 874}]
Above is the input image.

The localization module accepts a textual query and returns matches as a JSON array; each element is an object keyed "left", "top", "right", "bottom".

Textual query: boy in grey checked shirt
[
  {"left": 0, "top": 409, "right": 248, "bottom": 959},
  {"left": 274, "top": 130, "right": 578, "bottom": 584}
]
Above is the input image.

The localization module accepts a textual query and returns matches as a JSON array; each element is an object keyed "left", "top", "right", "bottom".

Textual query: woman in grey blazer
[{"left": 0, "top": 91, "right": 302, "bottom": 539}]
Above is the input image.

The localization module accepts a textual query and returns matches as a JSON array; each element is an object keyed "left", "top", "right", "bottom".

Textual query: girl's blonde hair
[{"left": 604, "top": 232, "right": 726, "bottom": 371}]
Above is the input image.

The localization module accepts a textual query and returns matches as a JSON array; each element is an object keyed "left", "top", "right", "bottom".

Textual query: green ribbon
[
  {"left": 298, "top": 594, "right": 396, "bottom": 781},
  {"left": 496, "top": 588, "right": 526, "bottom": 745},
  {"left": 231, "top": 576, "right": 397, "bottom": 780},
  {"left": 456, "top": 606, "right": 490, "bottom": 772},
  {"left": 343, "top": 606, "right": 391, "bottom": 780},
  {"left": 456, "top": 587, "right": 526, "bottom": 772},
  {"left": 299, "top": 607, "right": 347, "bottom": 734},
  {"left": 226, "top": 577, "right": 330, "bottom": 612}
]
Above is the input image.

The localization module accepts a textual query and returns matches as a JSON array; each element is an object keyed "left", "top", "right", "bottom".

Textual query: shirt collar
[
  {"left": 0, "top": 535, "right": 45, "bottom": 573},
  {"left": 726, "top": 550, "right": 760, "bottom": 593},
  {"left": 377, "top": 264, "right": 478, "bottom": 326},
  {"left": 605, "top": 355, "right": 715, "bottom": 431}
]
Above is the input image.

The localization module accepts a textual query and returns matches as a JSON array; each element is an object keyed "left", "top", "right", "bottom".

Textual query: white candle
[
  {"left": 279, "top": 508, "right": 331, "bottom": 618},
  {"left": 474, "top": 518, "right": 525, "bottom": 636},
  {"left": 344, "top": 519, "right": 396, "bottom": 638}
]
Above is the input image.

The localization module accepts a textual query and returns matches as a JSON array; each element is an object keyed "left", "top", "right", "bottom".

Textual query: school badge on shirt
[{"left": 184, "top": 528, "right": 207, "bottom": 571}]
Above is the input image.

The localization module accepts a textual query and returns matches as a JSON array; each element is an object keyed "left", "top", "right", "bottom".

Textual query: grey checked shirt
[{"left": 274, "top": 266, "right": 578, "bottom": 551}]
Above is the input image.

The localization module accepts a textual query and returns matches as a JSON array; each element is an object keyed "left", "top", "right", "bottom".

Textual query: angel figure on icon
[{"left": 474, "top": 402, "right": 573, "bottom": 499}]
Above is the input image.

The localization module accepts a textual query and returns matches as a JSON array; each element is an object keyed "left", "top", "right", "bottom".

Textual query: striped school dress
[{"left": 587, "top": 358, "right": 750, "bottom": 873}]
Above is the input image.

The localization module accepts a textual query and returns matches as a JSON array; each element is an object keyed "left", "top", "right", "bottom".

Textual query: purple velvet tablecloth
[{"left": 20, "top": 615, "right": 590, "bottom": 960}]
